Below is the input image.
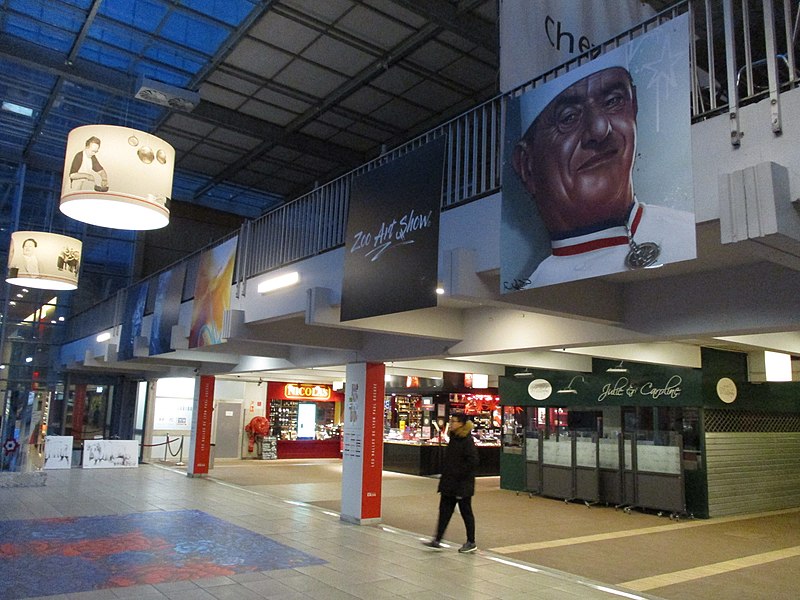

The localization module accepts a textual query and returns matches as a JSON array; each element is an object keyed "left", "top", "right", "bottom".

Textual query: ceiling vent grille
[{"left": 134, "top": 76, "right": 200, "bottom": 112}]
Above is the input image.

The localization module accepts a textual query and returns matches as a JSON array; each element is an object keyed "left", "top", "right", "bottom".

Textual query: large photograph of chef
[{"left": 501, "top": 16, "right": 696, "bottom": 291}]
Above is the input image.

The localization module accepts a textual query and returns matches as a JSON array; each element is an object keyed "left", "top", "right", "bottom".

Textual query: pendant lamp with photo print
[
  {"left": 60, "top": 124, "right": 174, "bottom": 230},
  {"left": 6, "top": 231, "right": 83, "bottom": 291}
]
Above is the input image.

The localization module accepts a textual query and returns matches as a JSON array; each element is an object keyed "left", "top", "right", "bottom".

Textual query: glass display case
[{"left": 382, "top": 392, "right": 501, "bottom": 475}]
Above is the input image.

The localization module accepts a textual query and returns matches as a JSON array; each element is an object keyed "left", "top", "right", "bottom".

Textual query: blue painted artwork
[{"left": 0, "top": 509, "right": 325, "bottom": 599}]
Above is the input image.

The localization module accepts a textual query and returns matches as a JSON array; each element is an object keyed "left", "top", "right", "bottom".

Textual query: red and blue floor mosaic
[{"left": 0, "top": 509, "right": 325, "bottom": 599}]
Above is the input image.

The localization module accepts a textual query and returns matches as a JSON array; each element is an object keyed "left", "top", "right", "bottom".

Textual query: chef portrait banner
[
  {"left": 341, "top": 136, "right": 445, "bottom": 322},
  {"left": 189, "top": 236, "right": 237, "bottom": 348},
  {"left": 500, "top": 0, "right": 656, "bottom": 93},
  {"left": 501, "top": 16, "right": 696, "bottom": 292}
]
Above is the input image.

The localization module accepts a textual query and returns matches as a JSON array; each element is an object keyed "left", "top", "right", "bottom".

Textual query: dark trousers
[{"left": 434, "top": 494, "right": 475, "bottom": 543}]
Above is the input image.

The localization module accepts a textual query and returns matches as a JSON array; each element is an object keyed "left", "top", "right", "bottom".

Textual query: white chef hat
[{"left": 518, "top": 47, "right": 633, "bottom": 137}]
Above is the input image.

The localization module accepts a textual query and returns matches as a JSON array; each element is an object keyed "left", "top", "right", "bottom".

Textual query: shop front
[
  {"left": 500, "top": 360, "right": 704, "bottom": 517},
  {"left": 382, "top": 373, "right": 501, "bottom": 476},
  {"left": 266, "top": 382, "right": 343, "bottom": 459}
]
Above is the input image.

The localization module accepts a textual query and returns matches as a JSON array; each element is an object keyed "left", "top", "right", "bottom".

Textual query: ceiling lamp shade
[
  {"left": 60, "top": 125, "right": 174, "bottom": 230},
  {"left": 6, "top": 231, "right": 83, "bottom": 290}
]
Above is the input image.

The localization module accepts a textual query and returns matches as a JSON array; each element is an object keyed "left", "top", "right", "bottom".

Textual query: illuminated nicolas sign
[{"left": 284, "top": 383, "right": 332, "bottom": 400}]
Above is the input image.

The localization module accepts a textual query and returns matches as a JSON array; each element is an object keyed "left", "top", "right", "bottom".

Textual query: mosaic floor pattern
[{"left": 0, "top": 509, "right": 325, "bottom": 599}]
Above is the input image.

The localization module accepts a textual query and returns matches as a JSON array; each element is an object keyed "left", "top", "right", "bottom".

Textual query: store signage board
[
  {"left": 716, "top": 377, "right": 737, "bottom": 403},
  {"left": 528, "top": 379, "right": 552, "bottom": 400},
  {"left": 284, "top": 383, "right": 332, "bottom": 401},
  {"left": 267, "top": 381, "right": 341, "bottom": 402},
  {"left": 501, "top": 366, "right": 702, "bottom": 407}
]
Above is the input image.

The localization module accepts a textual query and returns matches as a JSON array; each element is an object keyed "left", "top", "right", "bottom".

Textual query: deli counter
[{"left": 382, "top": 391, "right": 502, "bottom": 476}]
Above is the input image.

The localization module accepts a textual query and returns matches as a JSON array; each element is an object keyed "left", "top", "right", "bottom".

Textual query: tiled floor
[
  {"left": 205, "top": 459, "right": 800, "bottom": 600},
  {"left": 0, "top": 464, "right": 665, "bottom": 600}
]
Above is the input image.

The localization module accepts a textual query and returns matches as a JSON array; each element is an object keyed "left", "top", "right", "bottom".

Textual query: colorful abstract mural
[
  {"left": 189, "top": 236, "right": 237, "bottom": 348},
  {"left": 0, "top": 509, "right": 325, "bottom": 599}
]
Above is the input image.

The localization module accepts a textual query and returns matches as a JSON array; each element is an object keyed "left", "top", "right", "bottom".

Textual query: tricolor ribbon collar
[{"left": 551, "top": 200, "right": 643, "bottom": 257}]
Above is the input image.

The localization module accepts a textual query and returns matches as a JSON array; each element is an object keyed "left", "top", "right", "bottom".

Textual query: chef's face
[{"left": 520, "top": 67, "right": 638, "bottom": 234}]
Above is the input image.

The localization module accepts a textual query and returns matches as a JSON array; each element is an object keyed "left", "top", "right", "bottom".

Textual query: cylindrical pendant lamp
[
  {"left": 6, "top": 231, "right": 83, "bottom": 290},
  {"left": 60, "top": 125, "right": 174, "bottom": 230}
]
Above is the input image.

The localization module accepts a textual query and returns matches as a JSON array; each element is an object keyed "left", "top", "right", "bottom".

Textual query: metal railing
[{"left": 64, "top": 0, "right": 799, "bottom": 344}]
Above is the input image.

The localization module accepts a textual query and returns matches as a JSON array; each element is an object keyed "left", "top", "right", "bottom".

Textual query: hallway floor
[
  {"left": 1, "top": 458, "right": 797, "bottom": 599},
  {"left": 207, "top": 458, "right": 800, "bottom": 600}
]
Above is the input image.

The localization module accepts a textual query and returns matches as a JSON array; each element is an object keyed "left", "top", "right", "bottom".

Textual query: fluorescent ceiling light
[
  {"left": 96, "top": 332, "right": 112, "bottom": 342},
  {"left": 258, "top": 271, "right": 299, "bottom": 294},
  {"left": 2, "top": 101, "right": 34, "bottom": 117},
  {"left": 765, "top": 351, "right": 792, "bottom": 382}
]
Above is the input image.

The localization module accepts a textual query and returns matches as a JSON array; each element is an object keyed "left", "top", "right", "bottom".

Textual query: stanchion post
[{"left": 176, "top": 435, "right": 185, "bottom": 467}]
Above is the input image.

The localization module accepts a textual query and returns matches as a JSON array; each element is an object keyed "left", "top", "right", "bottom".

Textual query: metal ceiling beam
[
  {"left": 390, "top": 0, "right": 497, "bottom": 54},
  {"left": 188, "top": 101, "right": 364, "bottom": 164},
  {"left": 0, "top": 34, "right": 361, "bottom": 176},
  {"left": 22, "top": 0, "right": 104, "bottom": 160},
  {"left": 192, "top": 19, "right": 448, "bottom": 200},
  {"left": 275, "top": 3, "right": 490, "bottom": 97}
]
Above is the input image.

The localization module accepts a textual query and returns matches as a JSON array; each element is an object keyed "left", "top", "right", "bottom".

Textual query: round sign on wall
[
  {"left": 716, "top": 377, "right": 737, "bottom": 403},
  {"left": 528, "top": 379, "right": 552, "bottom": 400}
]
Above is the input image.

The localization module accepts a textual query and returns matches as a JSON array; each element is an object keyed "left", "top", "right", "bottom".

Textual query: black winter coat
[{"left": 438, "top": 421, "right": 479, "bottom": 498}]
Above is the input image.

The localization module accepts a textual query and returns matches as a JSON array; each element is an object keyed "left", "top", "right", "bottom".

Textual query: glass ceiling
[{"left": 0, "top": 0, "right": 280, "bottom": 218}]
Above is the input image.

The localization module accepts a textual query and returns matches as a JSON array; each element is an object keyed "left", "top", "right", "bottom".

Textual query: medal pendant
[{"left": 625, "top": 240, "right": 660, "bottom": 269}]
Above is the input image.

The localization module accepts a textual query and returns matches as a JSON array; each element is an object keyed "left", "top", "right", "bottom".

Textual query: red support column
[
  {"left": 341, "top": 362, "right": 385, "bottom": 524},
  {"left": 187, "top": 375, "right": 214, "bottom": 476}
]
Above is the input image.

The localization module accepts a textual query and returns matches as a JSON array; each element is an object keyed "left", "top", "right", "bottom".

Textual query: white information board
[
  {"left": 44, "top": 435, "right": 73, "bottom": 469},
  {"left": 82, "top": 440, "right": 138, "bottom": 469}
]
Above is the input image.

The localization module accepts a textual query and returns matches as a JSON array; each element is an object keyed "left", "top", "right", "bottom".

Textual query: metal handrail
[{"left": 63, "top": 0, "right": 800, "bottom": 344}]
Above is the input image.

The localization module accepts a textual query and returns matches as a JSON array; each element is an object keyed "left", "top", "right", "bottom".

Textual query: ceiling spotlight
[
  {"left": 557, "top": 375, "right": 586, "bottom": 394},
  {"left": 606, "top": 361, "right": 628, "bottom": 373}
]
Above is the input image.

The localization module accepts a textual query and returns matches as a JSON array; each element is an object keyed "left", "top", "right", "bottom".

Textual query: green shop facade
[{"left": 499, "top": 349, "right": 800, "bottom": 519}]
